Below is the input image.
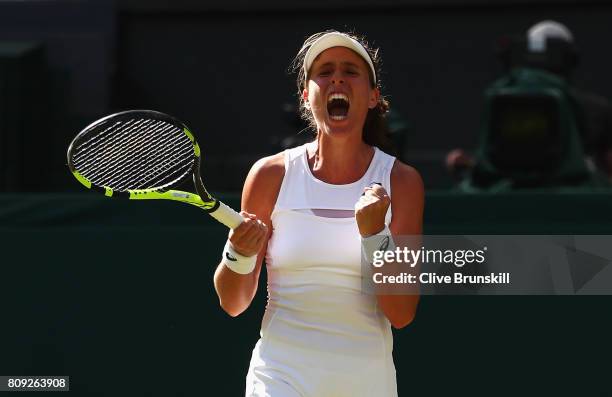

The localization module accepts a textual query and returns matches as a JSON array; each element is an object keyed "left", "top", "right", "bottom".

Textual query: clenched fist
[
  {"left": 228, "top": 211, "right": 268, "bottom": 257},
  {"left": 355, "top": 183, "right": 391, "bottom": 237}
]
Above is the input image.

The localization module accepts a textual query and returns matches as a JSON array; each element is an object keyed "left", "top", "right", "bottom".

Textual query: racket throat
[{"left": 193, "top": 168, "right": 220, "bottom": 213}]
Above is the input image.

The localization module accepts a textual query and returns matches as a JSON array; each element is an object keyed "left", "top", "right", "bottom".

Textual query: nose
[{"left": 331, "top": 70, "right": 344, "bottom": 85}]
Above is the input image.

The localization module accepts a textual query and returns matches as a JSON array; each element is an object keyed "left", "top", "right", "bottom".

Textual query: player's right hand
[{"left": 228, "top": 211, "right": 268, "bottom": 257}]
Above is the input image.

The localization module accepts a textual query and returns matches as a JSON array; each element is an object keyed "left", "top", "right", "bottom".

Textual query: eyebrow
[{"left": 316, "top": 61, "right": 361, "bottom": 69}]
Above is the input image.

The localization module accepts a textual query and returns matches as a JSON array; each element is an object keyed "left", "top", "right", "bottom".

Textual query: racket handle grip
[{"left": 210, "top": 200, "right": 244, "bottom": 229}]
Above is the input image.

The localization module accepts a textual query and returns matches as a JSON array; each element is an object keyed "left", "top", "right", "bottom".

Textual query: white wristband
[
  {"left": 361, "top": 224, "right": 396, "bottom": 268},
  {"left": 221, "top": 240, "right": 257, "bottom": 275}
]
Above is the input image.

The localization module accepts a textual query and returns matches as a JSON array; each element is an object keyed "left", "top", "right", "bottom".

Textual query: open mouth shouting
[{"left": 327, "top": 92, "right": 350, "bottom": 121}]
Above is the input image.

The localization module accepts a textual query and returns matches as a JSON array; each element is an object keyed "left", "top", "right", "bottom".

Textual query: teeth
[
  {"left": 330, "top": 115, "right": 347, "bottom": 121},
  {"left": 327, "top": 93, "right": 349, "bottom": 104}
]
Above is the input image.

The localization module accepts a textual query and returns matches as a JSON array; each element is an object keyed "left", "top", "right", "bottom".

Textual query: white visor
[{"left": 303, "top": 32, "right": 377, "bottom": 85}]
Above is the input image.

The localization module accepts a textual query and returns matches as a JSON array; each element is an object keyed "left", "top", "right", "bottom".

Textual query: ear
[
  {"left": 368, "top": 88, "right": 380, "bottom": 109},
  {"left": 302, "top": 88, "right": 310, "bottom": 109}
]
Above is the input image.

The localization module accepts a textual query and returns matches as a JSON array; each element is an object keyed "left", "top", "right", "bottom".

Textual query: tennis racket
[{"left": 67, "top": 110, "right": 244, "bottom": 229}]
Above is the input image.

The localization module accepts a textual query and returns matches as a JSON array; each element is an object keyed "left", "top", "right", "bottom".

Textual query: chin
[
  {"left": 326, "top": 115, "right": 366, "bottom": 135},
  {"left": 323, "top": 121, "right": 354, "bottom": 137}
]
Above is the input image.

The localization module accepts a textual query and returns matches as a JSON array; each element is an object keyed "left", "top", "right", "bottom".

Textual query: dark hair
[{"left": 290, "top": 30, "right": 395, "bottom": 154}]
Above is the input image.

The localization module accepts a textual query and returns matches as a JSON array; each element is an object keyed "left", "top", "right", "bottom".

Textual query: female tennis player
[{"left": 213, "top": 30, "right": 424, "bottom": 396}]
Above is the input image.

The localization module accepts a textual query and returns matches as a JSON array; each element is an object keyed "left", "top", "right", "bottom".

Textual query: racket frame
[{"left": 67, "top": 110, "right": 239, "bottom": 225}]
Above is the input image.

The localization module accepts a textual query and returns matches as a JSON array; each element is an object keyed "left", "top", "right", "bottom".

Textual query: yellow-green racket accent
[
  {"left": 72, "top": 169, "right": 92, "bottom": 189},
  {"left": 126, "top": 189, "right": 216, "bottom": 211}
]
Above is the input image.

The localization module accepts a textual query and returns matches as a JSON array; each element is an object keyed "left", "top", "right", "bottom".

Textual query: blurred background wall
[
  {"left": 0, "top": 0, "right": 115, "bottom": 191},
  {"left": 1, "top": 0, "right": 611, "bottom": 191}
]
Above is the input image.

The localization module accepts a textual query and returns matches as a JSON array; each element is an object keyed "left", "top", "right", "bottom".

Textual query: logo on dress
[{"left": 379, "top": 236, "right": 390, "bottom": 251}]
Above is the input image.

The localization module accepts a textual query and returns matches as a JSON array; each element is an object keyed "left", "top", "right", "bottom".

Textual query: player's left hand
[{"left": 355, "top": 183, "right": 391, "bottom": 237}]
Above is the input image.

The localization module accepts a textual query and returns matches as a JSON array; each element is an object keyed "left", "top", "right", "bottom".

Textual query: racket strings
[
  {"left": 118, "top": 134, "right": 194, "bottom": 190},
  {"left": 88, "top": 134, "right": 193, "bottom": 191},
  {"left": 80, "top": 120, "right": 193, "bottom": 191},
  {"left": 123, "top": 131, "right": 194, "bottom": 190},
  {"left": 76, "top": 119, "right": 143, "bottom": 158},
  {"left": 72, "top": 118, "right": 194, "bottom": 191},
  {"left": 80, "top": 122, "right": 182, "bottom": 187},
  {"left": 128, "top": 144, "right": 194, "bottom": 190},
  {"left": 73, "top": 119, "right": 172, "bottom": 185},
  {"left": 75, "top": 119, "right": 165, "bottom": 178}
]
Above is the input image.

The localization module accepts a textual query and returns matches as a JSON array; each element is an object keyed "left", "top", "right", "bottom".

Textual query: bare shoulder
[
  {"left": 391, "top": 160, "right": 425, "bottom": 196},
  {"left": 389, "top": 160, "right": 424, "bottom": 234},
  {"left": 247, "top": 152, "right": 285, "bottom": 182},
  {"left": 241, "top": 152, "right": 285, "bottom": 218}
]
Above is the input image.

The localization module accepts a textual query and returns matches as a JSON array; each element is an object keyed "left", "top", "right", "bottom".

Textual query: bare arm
[
  {"left": 213, "top": 153, "right": 285, "bottom": 317},
  {"left": 355, "top": 161, "right": 424, "bottom": 329},
  {"left": 379, "top": 162, "right": 424, "bottom": 329}
]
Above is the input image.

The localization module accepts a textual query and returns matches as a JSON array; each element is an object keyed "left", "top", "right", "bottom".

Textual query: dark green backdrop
[{"left": 1, "top": 192, "right": 611, "bottom": 395}]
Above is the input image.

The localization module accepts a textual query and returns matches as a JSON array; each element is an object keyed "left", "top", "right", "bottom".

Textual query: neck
[{"left": 307, "top": 132, "right": 374, "bottom": 184}]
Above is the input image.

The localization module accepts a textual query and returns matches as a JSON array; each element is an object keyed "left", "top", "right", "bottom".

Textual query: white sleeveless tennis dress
[{"left": 245, "top": 143, "right": 398, "bottom": 397}]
